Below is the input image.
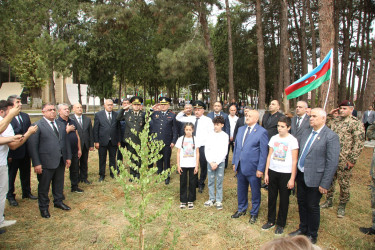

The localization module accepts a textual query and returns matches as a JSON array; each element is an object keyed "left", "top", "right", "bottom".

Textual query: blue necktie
[{"left": 298, "top": 131, "right": 318, "bottom": 171}]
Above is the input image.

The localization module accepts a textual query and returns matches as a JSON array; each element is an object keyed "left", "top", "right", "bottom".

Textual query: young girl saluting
[{"left": 176, "top": 123, "right": 200, "bottom": 209}]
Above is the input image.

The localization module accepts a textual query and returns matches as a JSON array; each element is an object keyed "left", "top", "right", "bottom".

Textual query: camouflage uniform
[
  {"left": 367, "top": 124, "right": 375, "bottom": 141},
  {"left": 325, "top": 114, "right": 365, "bottom": 204},
  {"left": 371, "top": 148, "right": 375, "bottom": 230}
]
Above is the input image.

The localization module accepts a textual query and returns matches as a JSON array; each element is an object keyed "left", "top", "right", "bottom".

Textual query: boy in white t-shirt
[{"left": 262, "top": 116, "right": 298, "bottom": 235}]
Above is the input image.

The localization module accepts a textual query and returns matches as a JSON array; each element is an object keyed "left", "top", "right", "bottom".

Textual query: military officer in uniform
[
  {"left": 150, "top": 97, "right": 178, "bottom": 184},
  {"left": 117, "top": 96, "right": 145, "bottom": 179},
  {"left": 321, "top": 100, "right": 365, "bottom": 218}
]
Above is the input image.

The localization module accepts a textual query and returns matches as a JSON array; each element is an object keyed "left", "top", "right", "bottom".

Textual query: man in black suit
[
  {"left": 28, "top": 103, "right": 72, "bottom": 218},
  {"left": 291, "top": 101, "right": 311, "bottom": 141},
  {"left": 262, "top": 100, "right": 284, "bottom": 140},
  {"left": 70, "top": 103, "right": 94, "bottom": 184},
  {"left": 6, "top": 95, "right": 37, "bottom": 207},
  {"left": 93, "top": 99, "right": 121, "bottom": 182},
  {"left": 117, "top": 98, "right": 130, "bottom": 162}
]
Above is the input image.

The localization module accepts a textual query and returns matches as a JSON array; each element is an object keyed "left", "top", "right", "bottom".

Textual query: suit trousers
[
  {"left": 267, "top": 169, "right": 291, "bottom": 227},
  {"left": 198, "top": 146, "right": 207, "bottom": 188},
  {"left": 180, "top": 167, "right": 196, "bottom": 203},
  {"left": 126, "top": 143, "right": 140, "bottom": 177},
  {"left": 296, "top": 170, "right": 322, "bottom": 238},
  {"left": 236, "top": 163, "right": 261, "bottom": 215},
  {"left": 69, "top": 154, "right": 79, "bottom": 189},
  {"left": 79, "top": 145, "right": 89, "bottom": 181},
  {"left": 365, "top": 122, "right": 371, "bottom": 139},
  {"left": 37, "top": 159, "right": 65, "bottom": 210},
  {"left": 7, "top": 157, "right": 32, "bottom": 199},
  {"left": 0, "top": 165, "right": 8, "bottom": 224},
  {"left": 117, "top": 141, "right": 127, "bottom": 162},
  {"left": 98, "top": 142, "right": 117, "bottom": 177},
  {"left": 157, "top": 145, "right": 172, "bottom": 175}
]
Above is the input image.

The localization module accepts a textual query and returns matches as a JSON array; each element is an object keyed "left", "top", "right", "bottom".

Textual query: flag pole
[{"left": 323, "top": 49, "right": 333, "bottom": 110}]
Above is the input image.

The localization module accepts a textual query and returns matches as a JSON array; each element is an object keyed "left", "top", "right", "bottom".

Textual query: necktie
[
  {"left": 297, "top": 117, "right": 301, "bottom": 128},
  {"left": 108, "top": 112, "right": 112, "bottom": 123},
  {"left": 298, "top": 131, "right": 318, "bottom": 171},
  {"left": 193, "top": 118, "right": 199, "bottom": 136},
  {"left": 17, "top": 115, "right": 24, "bottom": 130},
  {"left": 78, "top": 116, "right": 83, "bottom": 127},
  {"left": 51, "top": 121, "right": 59, "bottom": 138},
  {"left": 242, "top": 127, "right": 251, "bottom": 146}
]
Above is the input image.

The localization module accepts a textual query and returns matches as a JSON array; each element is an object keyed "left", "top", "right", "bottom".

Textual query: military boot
[
  {"left": 337, "top": 203, "right": 346, "bottom": 218},
  {"left": 320, "top": 198, "right": 333, "bottom": 209}
]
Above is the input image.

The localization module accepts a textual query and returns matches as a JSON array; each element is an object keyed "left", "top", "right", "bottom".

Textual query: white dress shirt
[
  {"left": 228, "top": 115, "right": 238, "bottom": 138},
  {"left": 176, "top": 112, "right": 214, "bottom": 146}
]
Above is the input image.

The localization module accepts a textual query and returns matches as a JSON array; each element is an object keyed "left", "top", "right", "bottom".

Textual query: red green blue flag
[{"left": 285, "top": 49, "right": 332, "bottom": 100}]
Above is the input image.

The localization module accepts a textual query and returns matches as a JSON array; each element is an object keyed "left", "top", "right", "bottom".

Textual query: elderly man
[
  {"left": 262, "top": 100, "right": 284, "bottom": 140},
  {"left": 70, "top": 103, "right": 94, "bottom": 184},
  {"left": 233, "top": 106, "right": 252, "bottom": 141},
  {"left": 176, "top": 100, "right": 214, "bottom": 193},
  {"left": 177, "top": 104, "right": 193, "bottom": 137},
  {"left": 321, "top": 100, "right": 365, "bottom": 218},
  {"left": 289, "top": 108, "right": 340, "bottom": 244},
  {"left": 93, "top": 99, "right": 121, "bottom": 182},
  {"left": 231, "top": 110, "right": 268, "bottom": 224},
  {"left": 291, "top": 101, "right": 311, "bottom": 141},
  {"left": 6, "top": 95, "right": 37, "bottom": 207},
  {"left": 57, "top": 104, "right": 83, "bottom": 193},
  {"left": 28, "top": 103, "right": 71, "bottom": 218}
]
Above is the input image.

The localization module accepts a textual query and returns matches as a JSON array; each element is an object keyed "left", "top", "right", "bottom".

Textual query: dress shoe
[
  {"left": 99, "top": 176, "right": 105, "bottom": 182},
  {"left": 71, "top": 187, "right": 84, "bottom": 193},
  {"left": 249, "top": 215, "right": 258, "bottom": 224},
  {"left": 288, "top": 229, "right": 306, "bottom": 237},
  {"left": 82, "top": 179, "right": 91, "bottom": 184},
  {"left": 0, "top": 228, "right": 6, "bottom": 234},
  {"left": 307, "top": 235, "right": 317, "bottom": 244},
  {"left": 22, "top": 194, "right": 38, "bottom": 200},
  {"left": 0, "top": 220, "right": 16, "bottom": 228},
  {"left": 198, "top": 186, "right": 204, "bottom": 193},
  {"left": 231, "top": 210, "right": 246, "bottom": 218},
  {"left": 54, "top": 203, "right": 71, "bottom": 211},
  {"left": 7, "top": 198, "right": 18, "bottom": 207},
  {"left": 165, "top": 178, "right": 170, "bottom": 185},
  {"left": 40, "top": 210, "right": 50, "bottom": 218},
  {"left": 359, "top": 227, "right": 375, "bottom": 235}
]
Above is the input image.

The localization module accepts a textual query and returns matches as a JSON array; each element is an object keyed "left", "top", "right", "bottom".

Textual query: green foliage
[{"left": 115, "top": 106, "right": 178, "bottom": 249}]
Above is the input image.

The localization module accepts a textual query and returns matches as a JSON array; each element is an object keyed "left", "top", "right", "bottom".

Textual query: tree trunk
[
  {"left": 356, "top": 11, "right": 368, "bottom": 107},
  {"left": 30, "top": 87, "right": 42, "bottom": 109},
  {"left": 350, "top": 4, "right": 363, "bottom": 101},
  {"left": 280, "top": 0, "right": 290, "bottom": 113},
  {"left": 255, "top": 0, "right": 266, "bottom": 111},
  {"left": 307, "top": 0, "right": 318, "bottom": 108},
  {"left": 50, "top": 70, "right": 56, "bottom": 104},
  {"left": 332, "top": 0, "right": 340, "bottom": 106},
  {"left": 225, "top": 0, "right": 235, "bottom": 102},
  {"left": 363, "top": 40, "right": 375, "bottom": 109},
  {"left": 318, "top": 0, "right": 335, "bottom": 112},
  {"left": 347, "top": 59, "right": 353, "bottom": 100}
]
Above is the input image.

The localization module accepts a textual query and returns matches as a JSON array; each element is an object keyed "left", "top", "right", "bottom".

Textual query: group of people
[{"left": 0, "top": 93, "right": 370, "bottom": 246}]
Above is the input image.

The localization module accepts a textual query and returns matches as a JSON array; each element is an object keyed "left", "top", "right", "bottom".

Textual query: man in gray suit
[
  {"left": 28, "top": 103, "right": 72, "bottom": 218},
  {"left": 362, "top": 105, "right": 375, "bottom": 140},
  {"left": 291, "top": 101, "right": 311, "bottom": 141},
  {"left": 70, "top": 103, "right": 94, "bottom": 184},
  {"left": 289, "top": 108, "right": 340, "bottom": 244}
]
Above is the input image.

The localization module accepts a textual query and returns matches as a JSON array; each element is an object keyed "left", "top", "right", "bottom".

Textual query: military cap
[
  {"left": 130, "top": 96, "right": 143, "bottom": 105},
  {"left": 159, "top": 97, "right": 171, "bottom": 104},
  {"left": 192, "top": 100, "right": 206, "bottom": 109},
  {"left": 339, "top": 100, "right": 354, "bottom": 107}
]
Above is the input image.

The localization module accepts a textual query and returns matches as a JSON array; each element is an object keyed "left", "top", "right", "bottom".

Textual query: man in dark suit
[
  {"left": 262, "top": 100, "right": 284, "bottom": 140},
  {"left": 93, "top": 99, "right": 121, "bottom": 182},
  {"left": 362, "top": 105, "right": 375, "bottom": 140},
  {"left": 28, "top": 103, "right": 72, "bottom": 218},
  {"left": 288, "top": 108, "right": 340, "bottom": 244},
  {"left": 233, "top": 106, "right": 252, "bottom": 143},
  {"left": 231, "top": 110, "right": 269, "bottom": 224},
  {"left": 6, "top": 95, "right": 37, "bottom": 207},
  {"left": 71, "top": 103, "right": 94, "bottom": 184},
  {"left": 117, "top": 96, "right": 145, "bottom": 179},
  {"left": 150, "top": 97, "right": 178, "bottom": 184},
  {"left": 117, "top": 98, "right": 130, "bottom": 162},
  {"left": 291, "top": 101, "right": 311, "bottom": 141}
]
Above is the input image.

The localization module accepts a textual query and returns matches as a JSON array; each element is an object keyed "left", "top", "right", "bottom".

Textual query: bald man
[{"left": 262, "top": 100, "right": 284, "bottom": 140}]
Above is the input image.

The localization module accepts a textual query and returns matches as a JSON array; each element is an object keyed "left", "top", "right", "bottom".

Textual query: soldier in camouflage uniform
[
  {"left": 367, "top": 124, "right": 375, "bottom": 141},
  {"left": 321, "top": 100, "right": 365, "bottom": 218},
  {"left": 359, "top": 147, "right": 375, "bottom": 235}
]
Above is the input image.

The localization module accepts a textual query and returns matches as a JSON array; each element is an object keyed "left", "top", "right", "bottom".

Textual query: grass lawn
[{"left": 1, "top": 135, "right": 374, "bottom": 249}]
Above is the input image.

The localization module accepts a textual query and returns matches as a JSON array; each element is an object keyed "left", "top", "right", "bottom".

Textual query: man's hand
[
  {"left": 34, "top": 165, "right": 42, "bottom": 174},
  {"left": 329, "top": 108, "right": 339, "bottom": 115},
  {"left": 12, "top": 134, "right": 23, "bottom": 142},
  {"left": 78, "top": 150, "right": 82, "bottom": 159},
  {"left": 170, "top": 143, "right": 174, "bottom": 148},
  {"left": 256, "top": 170, "right": 263, "bottom": 178},
  {"left": 66, "top": 124, "right": 75, "bottom": 133},
  {"left": 264, "top": 174, "right": 269, "bottom": 185},
  {"left": 8, "top": 105, "right": 21, "bottom": 118},
  {"left": 89, "top": 147, "right": 94, "bottom": 151},
  {"left": 66, "top": 160, "right": 71, "bottom": 169},
  {"left": 210, "top": 162, "right": 218, "bottom": 170},
  {"left": 95, "top": 143, "right": 99, "bottom": 149},
  {"left": 122, "top": 104, "right": 131, "bottom": 110},
  {"left": 346, "top": 161, "right": 354, "bottom": 170},
  {"left": 232, "top": 164, "right": 236, "bottom": 172},
  {"left": 319, "top": 186, "right": 327, "bottom": 194},
  {"left": 287, "top": 179, "right": 295, "bottom": 189},
  {"left": 152, "top": 104, "right": 160, "bottom": 111},
  {"left": 26, "top": 125, "right": 38, "bottom": 136},
  {"left": 177, "top": 166, "right": 182, "bottom": 175}
]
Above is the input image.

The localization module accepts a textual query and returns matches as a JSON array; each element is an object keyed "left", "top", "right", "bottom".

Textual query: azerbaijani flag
[{"left": 285, "top": 49, "right": 332, "bottom": 100}]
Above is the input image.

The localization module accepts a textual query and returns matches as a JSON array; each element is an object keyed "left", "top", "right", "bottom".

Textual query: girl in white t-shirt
[
  {"left": 262, "top": 116, "right": 299, "bottom": 235},
  {"left": 176, "top": 123, "right": 200, "bottom": 209}
]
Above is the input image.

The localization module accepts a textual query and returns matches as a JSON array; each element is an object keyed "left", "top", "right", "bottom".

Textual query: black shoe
[
  {"left": 289, "top": 229, "right": 305, "bottom": 237},
  {"left": 0, "top": 228, "right": 6, "bottom": 234},
  {"left": 99, "top": 176, "right": 105, "bottom": 182},
  {"left": 359, "top": 227, "right": 375, "bottom": 235},
  {"left": 249, "top": 215, "right": 258, "bottom": 224},
  {"left": 82, "top": 179, "right": 91, "bottom": 185},
  {"left": 40, "top": 209, "right": 50, "bottom": 218},
  {"left": 165, "top": 178, "right": 170, "bottom": 185},
  {"left": 110, "top": 173, "right": 115, "bottom": 179},
  {"left": 71, "top": 187, "right": 84, "bottom": 193},
  {"left": 307, "top": 235, "right": 317, "bottom": 244},
  {"left": 8, "top": 198, "right": 18, "bottom": 207},
  {"left": 198, "top": 186, "right": 204, "bottom": 193},
  {"left": 54, "top": 203, "right": 71, "bottom": 211},
  {"left": 261, "top": 183, "right": 268, "bottom": 189},
  {"left": 22, "top": 194, "right": 37, "bottom": 200},
  {"left": 275, "top": 226, "right": 284, "bottom": 235},
  {"left": 231, "top": 210, "right": 246, "bottom": 218},
  {"left": 261, "top": 222, "right": 275, "bottom": 230}
]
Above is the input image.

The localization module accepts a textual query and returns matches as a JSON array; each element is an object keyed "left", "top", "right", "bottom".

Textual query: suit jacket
[
  {"left": 262, "top": 111, "right": 284, "bottom": 140},
  {"left": 232, "top": 123, "right": 269, "bottom": 176},
  {"left": 117, "top": 109, "right": 145, "bottom": 145},
  {"left": 28, "top": 118, "right": 72, "bottom": 169},
  {"left": 291, "top": 115, "right": 311, "bottom": 141},
  {"left": 298, "top": 126, "right": 340, "bottom": 189},
  {"left": 362, "top": 110, "right": 375, "bottom": 124},
  {"left": 207, "top": 111, "right": 230, "bottom": 135},
  {"left": 8, "top": 112, "right": 31, "bottom": 159},
  {"left": 69, "top": 114, "right": 94, "bottom": 150},
  {"left": 150, "top": 110, "right": 178, "bottom": 145},
  {"left": 233, "top": 116, "right": 245, "bottom": 141},
  {"left": 93, "top": 110, "right": 121, "bottom": 146}
]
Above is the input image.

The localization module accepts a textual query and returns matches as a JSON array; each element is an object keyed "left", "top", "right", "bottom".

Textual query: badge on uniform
[
  {"left": 254, "top": 129, "right": 256, "bottom": 132},
  {"left": 317, "top": 137, "right": 320, "bottom": 140},
  {"left": 155, "top": 114, "right": 159, "bottom": 119}
]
